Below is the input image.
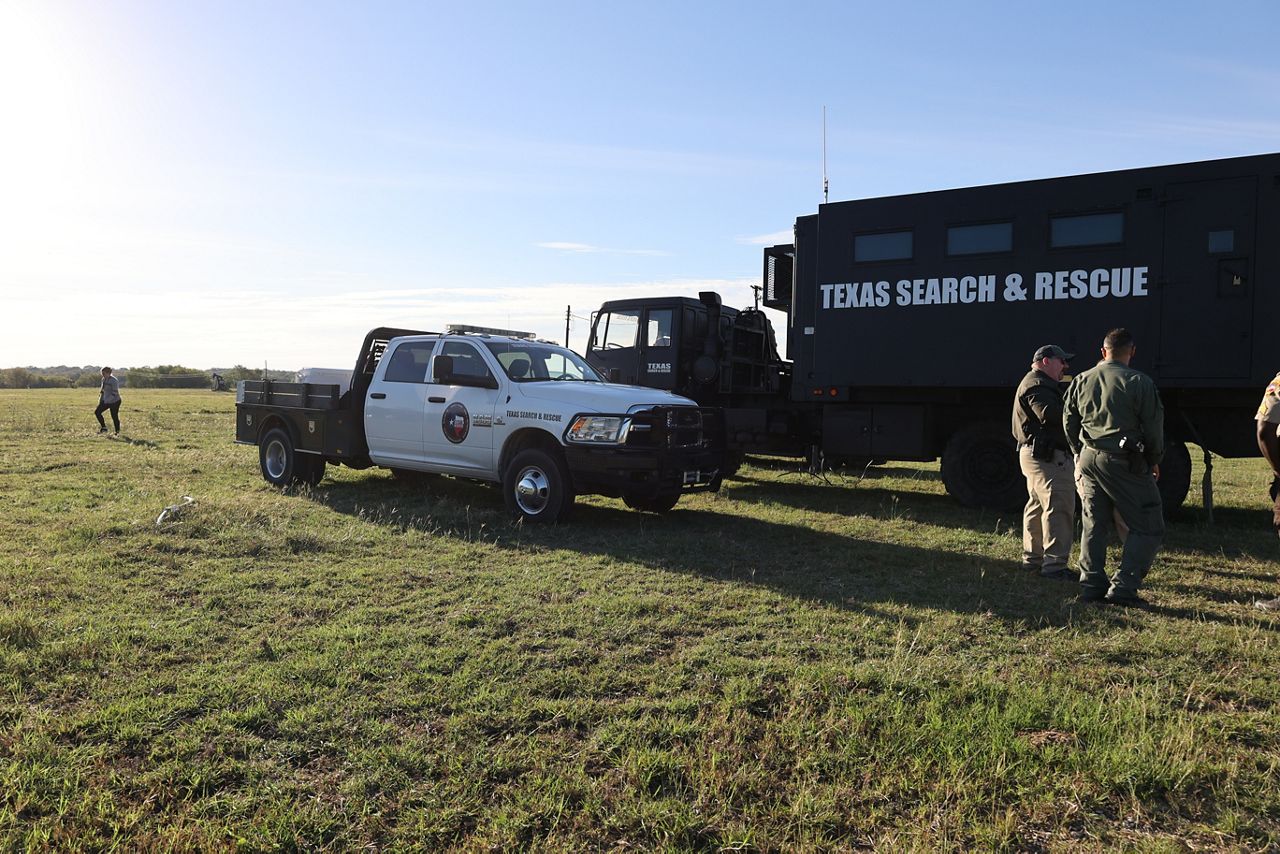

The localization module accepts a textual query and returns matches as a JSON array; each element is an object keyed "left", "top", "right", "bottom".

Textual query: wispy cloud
[
  {"left": 535, "top": 241, "right": 669, "bottom": 256},
  {"left": 736, "top": 229, "right": 792, "bottom": 246},
  {"left": 2, "top": 276, "right": 769, "bottom": 369},
  {"left": 370, "top": 127, "right": 793, "bottom": 179}
]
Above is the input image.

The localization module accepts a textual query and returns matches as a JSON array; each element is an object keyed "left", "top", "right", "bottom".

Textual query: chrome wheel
[
  {"left": 514, "top": 465, "right": 550, "bottom": 516},
  {"left": 264, "top": 438, "right": 288, "bottom": 480},
  {"left": 503, "top": 447, "right": 572, "bottom": 523}
]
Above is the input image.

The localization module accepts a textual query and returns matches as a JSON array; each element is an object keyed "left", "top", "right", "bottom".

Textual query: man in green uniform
[
  {"left": 1063, "top": 328, "right": 1165, "bottom": 606},
  {"left": 1012, "top": 344, "right": 1076, "bottom": 579}
]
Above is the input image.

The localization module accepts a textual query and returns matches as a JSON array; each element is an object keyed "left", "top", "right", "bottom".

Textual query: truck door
[
  {"left": 588, "top": 308, "right": 643, "bottom": 384},
  {"left": 639, "top": 307, "right": 676, "bottom": 390},
  {"left": 421, "top": 340, "right": 500, "bottom": 475},
  {"left": 363, "top": 339, "right": 436, "bottom": 465},
  {"left": 1159, "top": 176, "right": 1257, "bottom": 379}
]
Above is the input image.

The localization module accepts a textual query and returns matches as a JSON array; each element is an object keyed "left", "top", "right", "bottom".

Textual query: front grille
[
  {"left": 665, "top": 408, "right": 704, "bottom": 448},
  {"left": 626, "top": 407, "right": 721, "bottom": 450}
]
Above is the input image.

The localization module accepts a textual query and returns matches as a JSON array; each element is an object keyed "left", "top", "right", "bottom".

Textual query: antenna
[{"left": 822, "top": 106, "right": 829, "bottom": 204}]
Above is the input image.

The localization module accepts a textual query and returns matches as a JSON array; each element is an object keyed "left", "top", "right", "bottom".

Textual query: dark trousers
[
  {"left": 1077, "top": 447, "right": 1164, "bottom": 597},
  {"left": 95, "top": 400, "right": 121, "bottom": 432}
]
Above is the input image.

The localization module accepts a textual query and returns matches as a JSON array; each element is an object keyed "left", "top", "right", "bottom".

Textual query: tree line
[{"left": 0, "top": 365, "right": 297, "bottom": 390}]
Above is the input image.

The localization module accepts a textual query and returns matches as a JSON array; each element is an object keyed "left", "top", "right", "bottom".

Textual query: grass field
[{"left": 3, "top": 388, "right": 1280, "bottom": 851}]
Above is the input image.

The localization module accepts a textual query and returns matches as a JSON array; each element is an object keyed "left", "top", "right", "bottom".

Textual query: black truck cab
[
  {"left": 588, "top": 294, "right": 802, "bottom": 458},
  {"left": 586, "top": 298, "right": 704, "bottom": 390}
]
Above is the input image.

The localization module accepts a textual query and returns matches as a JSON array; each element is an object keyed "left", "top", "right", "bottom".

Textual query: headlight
[{"left": 566, "top": 415, "right": 626, "bottom": 443}]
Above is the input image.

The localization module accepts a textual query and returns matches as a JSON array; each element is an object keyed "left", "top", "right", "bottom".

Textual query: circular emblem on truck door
[{"left": 442, "top": 402, "right": 470, "bottom": 444}]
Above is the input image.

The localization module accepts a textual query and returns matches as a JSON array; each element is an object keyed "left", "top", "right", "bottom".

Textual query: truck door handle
[
  {"left": 428, "top": 396, "right": 446, "bottom": 403},
  {"left": 370, "top": 393, "right": 386, "bottom": 399}
]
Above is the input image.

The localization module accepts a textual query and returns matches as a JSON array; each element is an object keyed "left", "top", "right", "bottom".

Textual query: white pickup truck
[{"left": 235, "top": 326, "right": 724, "bottom": 521}]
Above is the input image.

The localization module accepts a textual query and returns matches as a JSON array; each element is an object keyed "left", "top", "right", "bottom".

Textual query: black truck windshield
[{"left": 484, "top": 341, "right": 604, "bottom": 383}]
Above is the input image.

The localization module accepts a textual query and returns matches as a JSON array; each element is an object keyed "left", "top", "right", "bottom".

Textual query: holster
[{"left": 1127, "top": 451, "right": 1148, "bottom": 475}]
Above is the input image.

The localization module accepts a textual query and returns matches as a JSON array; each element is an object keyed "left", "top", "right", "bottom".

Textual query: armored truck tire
[
  {"left": 622, "top": 493, "right": 681, "bottom": 514},
  {"left": 504, "top": 448, "right": 575, "bottom": 523},
  {"left": 940, "top": 422, "right": 1025, "bottom": 510},
  {"left": 1156, "top": 440, "right": 1191, "bottom": 514}
]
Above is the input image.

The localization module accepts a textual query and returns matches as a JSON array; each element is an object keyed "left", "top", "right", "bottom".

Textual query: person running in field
[{"left": 94, "top": 367, "right": 122, "bottom": 434}]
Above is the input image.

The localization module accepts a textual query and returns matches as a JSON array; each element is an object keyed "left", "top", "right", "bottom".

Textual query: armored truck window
[
  {"left": 594, "top": 310, "right": 640, "bottom": 350},
  {"left": 854, "top": 230, "right": 913, "bottom": 262},
  {"left": 435, "top": 341, "right": 495, "bottom": 383},
  {"left": 1049, "top": 212, "right": 1124, "bottom": 248},
  {"left": 383, "top": 341, "right": 436, "bottom": 383},
  {"left": 646, "top": 309, "right": 673, "bottom": 347},
  {"left": 947, "top": 222, "right": 1012, "bottom": 256},
  {"left": 1208, "top": 230, "right": 1235, "bottom": 253}
]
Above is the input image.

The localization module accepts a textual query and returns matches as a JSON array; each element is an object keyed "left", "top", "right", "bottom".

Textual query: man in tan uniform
[
  {"left": 1013, "top": 344, "right": 1076, "bottom": 579},
  {"left": 1253, "top": 371, "right": 1280, "bottom": 611}
]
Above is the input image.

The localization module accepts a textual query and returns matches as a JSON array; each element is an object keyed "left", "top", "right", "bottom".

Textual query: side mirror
[
  {"left": 607, "top": 368, "right": 621, "bottom": 383},
  {"left": 432, "top": 355, "right": 454, "bottom": 382}
]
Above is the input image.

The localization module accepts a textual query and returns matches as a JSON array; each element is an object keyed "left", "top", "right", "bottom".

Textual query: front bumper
[{"left": 563, "top": 406, "right": 724, "bottom": 499}]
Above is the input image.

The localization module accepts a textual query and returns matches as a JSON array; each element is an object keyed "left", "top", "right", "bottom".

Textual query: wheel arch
[
  {"left": 499, "top": 427, "right": 564, "bottom": 475},
  {"left": 256, "top": 414, "right": 298, "bottom": 448}
]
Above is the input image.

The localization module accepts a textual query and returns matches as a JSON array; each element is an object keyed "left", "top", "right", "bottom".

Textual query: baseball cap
[{"left": 1033, "top": 344, "right": 1075, "bottom": 362}]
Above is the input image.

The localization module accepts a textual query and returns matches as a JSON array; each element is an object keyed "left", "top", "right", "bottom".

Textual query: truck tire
[
  {"left": 623, "top": 493, "right": 680, "bottom": 514},
  {"left": 299, "top": 455, "right": 326, "bottom": 486},
  {"left": 721, "top": 452, "right": 745, "bottom": 479},
  {"left": 940, "top": 423, "right": 1024, "bottom": 510},
  {"left": 504, "top": 448, "right": 574, "bottom": 523},
  {"left": 1157, "top": 440, "right": 1191, "bottom": 514},
  {"left": 260, "top": 427, "right": 301, "bottom": 487}
]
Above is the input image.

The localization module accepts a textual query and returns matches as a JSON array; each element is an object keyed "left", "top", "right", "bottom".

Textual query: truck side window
[
  {"left": 947, "top": 222, "right": 1013, "bottom": 256},
  {"left": 595, "top": 310, "right": 640, "bottom": 349},
  {"left": 1050, "top": 212, "right": 1124, "bottom": 248},
  {"left": 854, "top": 230, "right": 913, "bottom": 262},
  {"left": 383, "top": 342, "right": 436, "bottom": 383},
  {"left": 436, "top": 341, "right": 496, "bottom": 383},
  {"left": 1208, "top": 230, "right": 1234, "bottom": 253},
  {"left": 646, "top": 309, "right": 673, "bottom": 347}
]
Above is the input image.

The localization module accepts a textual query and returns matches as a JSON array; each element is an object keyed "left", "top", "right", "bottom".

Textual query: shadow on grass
[
  {"left": 108, "top": 434, "right": 160, "bottom": 449},
  {"left": 297, "top": 471, "right": 1096, "bottom": 632},
  {"left": 723, "top": 479, "right": 1019, "bottom": 535},
  {"left": 299, "top": 465, "right": 1280, "bottom": 633},
  {"left": 1191, "top": 565, "right": 1279, "bottom": 584},
  {"left": 1160, "top": 581, "right": 1271, "bottom": 607},
  {"left": 734, "top": 457, "right": 943, "bottom": 483}
]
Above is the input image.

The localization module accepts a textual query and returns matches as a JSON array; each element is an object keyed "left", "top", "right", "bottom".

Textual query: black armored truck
[
  {"left": 236, "top": 327, "right": 724, "bottom": 522},
  {"left": 587, "top": 152, "right": 1280, "bottom": 511}
]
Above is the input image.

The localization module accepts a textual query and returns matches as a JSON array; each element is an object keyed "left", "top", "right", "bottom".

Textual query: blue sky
[{"left": 3, "top": 1, "right": 1278, "bottom": 369}]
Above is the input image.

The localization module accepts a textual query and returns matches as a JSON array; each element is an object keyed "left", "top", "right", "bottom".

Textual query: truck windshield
[{"left": 484, "top": 342, "right": 604, "bottom": 383}]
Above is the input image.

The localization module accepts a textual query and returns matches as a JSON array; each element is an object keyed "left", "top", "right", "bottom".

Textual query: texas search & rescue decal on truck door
[{"left": 442, "top": 402, "right": 470, "bottom": 444}]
